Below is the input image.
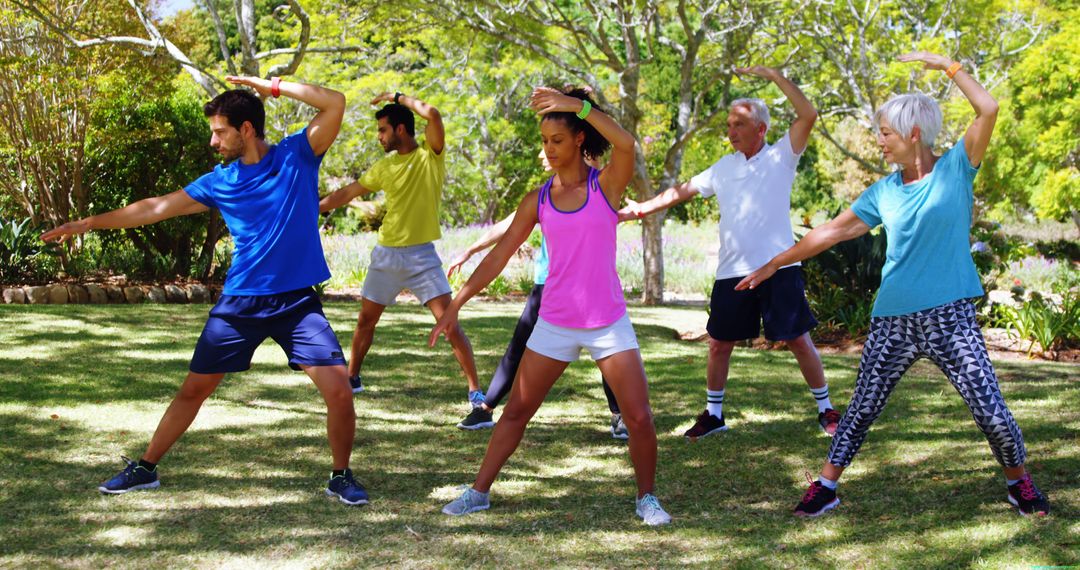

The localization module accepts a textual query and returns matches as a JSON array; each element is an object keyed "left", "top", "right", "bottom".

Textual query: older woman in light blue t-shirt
[{"left": 738, "top": 51, "right": 1050, "bottom": 518}]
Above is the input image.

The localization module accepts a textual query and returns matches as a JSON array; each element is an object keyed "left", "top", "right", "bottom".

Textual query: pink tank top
[{"left": 537, "top": 167, "right": 626, "bottom": 328}]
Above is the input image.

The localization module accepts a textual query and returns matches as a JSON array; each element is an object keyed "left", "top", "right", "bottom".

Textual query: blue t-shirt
[
  {"left": 534, "top": 237, "right": 549, "bottom": 285},
  {"left": 184, "top": 129, "right": 330, "bottom": 296},
  {"left": 851, "top": 138, "right": 984, "bottom": 317}
]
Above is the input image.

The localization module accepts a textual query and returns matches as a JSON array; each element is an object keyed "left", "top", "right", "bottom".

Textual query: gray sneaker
[
  {"left": 635, "top": 493, "right": 672, "bottom": 526},
  {"left": 442, "top": 486, "right": 490, "bottom": 516},
  {"left": 610, "top": 413, "right": 629, "bottom": 440}
]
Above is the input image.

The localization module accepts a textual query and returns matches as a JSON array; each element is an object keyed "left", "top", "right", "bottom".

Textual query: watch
[{"left": 394, "top": 92, "right": 403, "bottom": 104}]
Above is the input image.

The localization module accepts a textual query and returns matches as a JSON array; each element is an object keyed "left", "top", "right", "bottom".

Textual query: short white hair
[
  {"left": 730, "top": 98, "right": 770, "bottom": 132},
  {"left": 873, "top": 93, "right": 943, "bottom": 147}
]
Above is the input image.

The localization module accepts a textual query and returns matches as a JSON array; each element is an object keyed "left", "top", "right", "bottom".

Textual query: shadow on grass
[{"left": 0, "top": 303, "right": 1076, "bottom": 567}]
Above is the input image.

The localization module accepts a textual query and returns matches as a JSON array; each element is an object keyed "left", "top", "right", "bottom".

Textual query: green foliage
[
  {"left": 482, "top": 274, "right": 512, "bottom": 297},
  {"left": 802, "top": 227, "right": 888, "bottom": 339},
  {"left": 81, "top": 77, "right": 224, "bottom": 280},
  {"left": 0, "top": 217, "right": 58, "bottom": 283},
  {"left": 993, "top": 290, "right": 1080, "bottom": 357}
]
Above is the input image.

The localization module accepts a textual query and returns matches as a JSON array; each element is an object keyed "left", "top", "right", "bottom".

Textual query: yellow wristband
[{"left": 946, "top": 61, "right": 962, "bottom": 79}]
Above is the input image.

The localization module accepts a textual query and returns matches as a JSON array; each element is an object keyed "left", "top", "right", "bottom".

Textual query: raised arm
[
  {"left": 226, "top": 76, "right": 346, "bottom": 157},
  {"left": 530, "top": 87, "right": 636, "bottom": 203},
  {"left": 617, "top": 181, "right": 700, "bottom": 221},
  {"left": 735, "top": 66, "right": 818, "bottom": 154},
  {"left": 734, "top": 209, "right": 870, "bottom": 291},
  {"left": 319, "top": 181, "right": 375, "bottom": 213},
  {"left": 41, "top": 189, "right": 208, "bottom": 243},
  {"left": 371, "top": 92, "right": 444, "bottom": 154},
  {"left": 897, "top": 52, "right": 998, "bottom": 166},
  {"left": 429, "top": 191, "right": 539, "bottom": 346},
  {"left": 447, "top": 211, "right": 517, "bottom": 277}
]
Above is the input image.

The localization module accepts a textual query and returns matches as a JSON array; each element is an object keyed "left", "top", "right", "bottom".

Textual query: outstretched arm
[
  {"left": 227, "top": 76, "right": 346, "bottom": 157},
  {"left": 447, "top": 211, "right": 517, "bottom": 277},
  {"left": 372, "top": 92, "right": 444, "bottom": 154},
  {"left": 897, "top": 52, "right": 998, "bottom": 166},
  {"left": 319, "top": 181, "right": 375, "bottom": 213},
  {"left": 41, "top": 189, "right": 208, "bottom": 243},
  {"left": 734, "top": 209, "right": 870, "bottom": 291},
  {"left": 617, "top": 181, "right": 699, "bottom": 221},
  {"left": 530, "top": 87, "right": 636, "bottom": 203},
  {"left": 735, "top": 66, "right": 817, "bottom": 154},
  {"left": 429, "top": 192, "right": 539, "bottom": 346}
]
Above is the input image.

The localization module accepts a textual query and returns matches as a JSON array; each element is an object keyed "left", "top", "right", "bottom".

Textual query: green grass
[{"left": 0, "top": 303, "right": 1077, "bottom": 569}]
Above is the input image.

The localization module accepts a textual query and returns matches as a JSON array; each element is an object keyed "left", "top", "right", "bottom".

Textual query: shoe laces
[
  {"left": 638, "top": 493, "right": 662, "bottom": 512},
  {"left": 801, "top": 472, "right": 820, "bottom": 503},
  {"left": 119, "top": 455, "right": 139, "bottom": 479},
  {"left": 1017, "top": 476, "right": 1039, "bottom": 501}
]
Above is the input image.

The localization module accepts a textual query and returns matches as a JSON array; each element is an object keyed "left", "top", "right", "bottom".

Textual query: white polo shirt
[{"left": 689, "top": 133, "right": 802, "bottom": 280}]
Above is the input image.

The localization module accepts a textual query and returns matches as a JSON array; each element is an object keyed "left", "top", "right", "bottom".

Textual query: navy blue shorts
[
  {"left": 707, "top": 267, "right": 818, "bottom": 342},
  {"left": 189, "top": 288, "right": 346, "bottom": 374}
]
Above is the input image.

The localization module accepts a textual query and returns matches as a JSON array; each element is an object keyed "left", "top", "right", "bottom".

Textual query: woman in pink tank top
[{"left": 430, "top": 87, "right": 670, "bottom": 525}]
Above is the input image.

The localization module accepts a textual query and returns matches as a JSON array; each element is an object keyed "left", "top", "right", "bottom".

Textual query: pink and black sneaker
[
  {"left": 1007, "top": 474, "right": 1050, "bottom": 516},
  {"left": 818, "top": 408, "right": 841, "bottom": 436},
  {"left": 794, "top": 472, "right": 840, "bottom": 517}
]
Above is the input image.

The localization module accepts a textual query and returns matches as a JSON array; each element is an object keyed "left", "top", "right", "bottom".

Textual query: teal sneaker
[
  {"left": 442, "top": 486, "right": 490, "bottom": 516},
  {"left": 635, "top": 493, "right": 672, "bottom": 526}
]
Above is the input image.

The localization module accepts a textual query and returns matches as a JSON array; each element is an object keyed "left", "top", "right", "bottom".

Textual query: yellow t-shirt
[{"left": 359, "top": 140, "right": 445, "bottom": 246}]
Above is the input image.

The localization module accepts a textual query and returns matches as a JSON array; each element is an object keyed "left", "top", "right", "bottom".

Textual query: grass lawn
[{"left": 0, "top": 302, "right": 1076, "bottom": 569}]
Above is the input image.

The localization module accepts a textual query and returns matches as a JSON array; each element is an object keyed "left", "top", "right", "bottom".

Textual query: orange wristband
[
  {"left": 945, "top": 62, "right": 962, "bottom": 79},
  {"left": 270, "top": 76, "right": 281, "bottom": 98}
]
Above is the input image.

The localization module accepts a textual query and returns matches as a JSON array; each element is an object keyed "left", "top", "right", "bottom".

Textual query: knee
[
  {"left": 177, "top": 377, "right": 218, "bottom": 402},
  {"left": 784, "top": 334, "right": 817, "bottom": 355},
  {"left": 445, "top": 323, "right": 469, "bottom": 345},
  {"left": 708, "top": 339, "right": 735, "bottom": 360},
  {"left": 621, "top": 406, "right": 655, "bottom": 435},
  {"left": 498, "top": 404, "right": 532, "bottom": 427}
]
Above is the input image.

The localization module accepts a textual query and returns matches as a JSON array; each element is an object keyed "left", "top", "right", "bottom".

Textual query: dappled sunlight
[
  {"left": 29, "top": 401, "right": 292, "bottom": 433},
  {"left": 95, "top": 526, "right": 152, "bottom": 547}
]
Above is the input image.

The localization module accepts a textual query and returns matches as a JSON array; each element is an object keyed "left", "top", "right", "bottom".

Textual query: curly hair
[{"left": 540, "top": 87, "right": 611, "bottom": 161}]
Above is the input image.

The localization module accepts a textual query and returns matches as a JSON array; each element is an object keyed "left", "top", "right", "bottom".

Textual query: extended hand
[
  {"left": 734, "top": 264, "right": 778, "bottom": 291},
  {"left": 530, "top": 87, "right": 584, "bottom": 115},
  {"left": 429, "top": 307, "right": 460, "bottom": 347},
  {"left": 446, "top": 251, "right": 472, "bottom": 278},
  {"left": 226, "top": 75, "right": 273, "bottom": 97},
  {"left": 617, "top": 198, "right": 643, "bottom": 222},
  {"left": 734, "top": 65, "right": 779, "bottom": 81},
  {"left": 897, "top": 52, "right": 952, "bottom": 71},
  {"left": 40, "top": 219, "right": 90, "bottom": 243}
]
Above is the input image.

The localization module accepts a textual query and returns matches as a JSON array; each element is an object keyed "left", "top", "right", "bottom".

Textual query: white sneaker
[
  {"left": 635, "top": 493, "right": 672, "bottom": 526},
  {"left": 442, "top": 486, "right": 490, "bottom": 516}
]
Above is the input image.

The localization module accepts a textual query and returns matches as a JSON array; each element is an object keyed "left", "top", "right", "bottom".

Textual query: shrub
[
  {"left": 993, "top": 290, "right": 1080, "bottom": 358},
  {"left": 802, "top": 225, "right": 886, "bottom": 340},
  {"left": 0, "top": 218, "right": 58, "bottom": 283}
]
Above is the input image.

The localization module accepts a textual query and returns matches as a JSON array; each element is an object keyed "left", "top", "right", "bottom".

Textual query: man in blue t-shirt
[{"left": 42, "top": 76, "right": 369, "bottom": 506}]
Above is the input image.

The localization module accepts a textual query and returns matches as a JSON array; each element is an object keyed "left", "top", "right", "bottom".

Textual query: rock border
[{"left": 2, "top": 283, "right": 219, "bottom": 305}]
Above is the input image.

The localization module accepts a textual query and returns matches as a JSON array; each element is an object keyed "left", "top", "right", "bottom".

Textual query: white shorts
[{"left": 526, "top": 312, "right": 639, "bottom": 363}]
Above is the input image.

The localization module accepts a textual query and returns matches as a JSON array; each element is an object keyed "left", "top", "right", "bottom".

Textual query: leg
[
  {"left": 472, "top": 349, "right": 567, "bottom": 492},
  {"left": 348, "top": 298, "right": 386, "bottom": 378},
  {"left": 822, "top": 315, "right": 920, "bottom": 482},
  {"left": 143, "top": 372, "right": 225, "bottom": 462},
  {"left": 483, "top": 285, "right": 544, "bottom": 410},
  {"left": 595, "top": 350, "right": 657, "bottom": 497},
  {"left": 784, "top": 333, "right": 826, "bottom": 390},
  {"left": 601, "top": 376, "right": 620, "bottom": 414},
  {"left": 427, "top": 293, "right": 481, "bottom": 393},
  {"left": 706, "top": 338, "right": 736, "bottom": 391},
  {"left": 303, "top": 365, "right": 356, "bottom": 470},
  {"left": 921, "top": 301, "right": 1028, "bottom": 477}
]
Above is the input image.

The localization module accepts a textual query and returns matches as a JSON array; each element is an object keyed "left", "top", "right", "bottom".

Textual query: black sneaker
[
  {"left": 794, "top": 474, "right": 840, "bottom": 517},
  {"left": 457, "top": 406, "right": 495, "bottom": 430},
  {"left": 1007, "top": 474, "right": 1050, "bottom": 516},
  {"left": 683, "top": 410, "right": 727, "bottom": 440},
  {"left": 610, "top": 413, "right": 629, "bottom": 440},
  {"left": 326, "top": 468, "right": 369, "bottom": 506},
  {"left": 818, "top": 408, "right": 841, "bottom": 436},
  {"left": 99, "top": 456, "right": 160, "bottom": 494},
  {"left": 349, "top": 374, "right": 363, "bottom": 394}
]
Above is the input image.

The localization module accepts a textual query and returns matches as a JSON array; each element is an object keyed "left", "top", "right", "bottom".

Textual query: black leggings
[
  {"left": 484, "top": 284, "right": 620, "bottom": 414},
  {"left": 827, "top": 299, "right": 1027, "bottom": 468}
]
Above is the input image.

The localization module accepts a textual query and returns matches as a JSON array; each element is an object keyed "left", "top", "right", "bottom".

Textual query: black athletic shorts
[{"left": 706, "top": 266, "right": 818, "bottom": 342}]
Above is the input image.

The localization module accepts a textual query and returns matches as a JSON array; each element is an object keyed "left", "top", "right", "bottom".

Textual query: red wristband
[
  {"left": 636, "top": 209, "right": 645, "bottom": 219},
  {"left": 270, "top": 77, "right": 281, "bottom": 98}
]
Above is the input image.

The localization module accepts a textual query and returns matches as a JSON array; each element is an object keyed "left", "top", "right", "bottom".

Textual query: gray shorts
[{"left": 362, "top": 242, "right": 452, "bottom": 306}]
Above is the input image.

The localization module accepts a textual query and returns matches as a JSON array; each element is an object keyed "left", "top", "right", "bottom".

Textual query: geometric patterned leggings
[{"left": 827, "top": 299, "right": 1028, "bottom": 468}]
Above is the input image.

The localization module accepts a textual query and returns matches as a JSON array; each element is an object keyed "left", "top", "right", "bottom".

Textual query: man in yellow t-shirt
[{"left": 320, "top": 92, "right": 482, "bottom": 410}]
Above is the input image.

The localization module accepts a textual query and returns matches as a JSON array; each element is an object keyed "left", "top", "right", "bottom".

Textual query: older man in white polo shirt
[{"left": 620, "top": 65, "right": 838, "bottom": 439}]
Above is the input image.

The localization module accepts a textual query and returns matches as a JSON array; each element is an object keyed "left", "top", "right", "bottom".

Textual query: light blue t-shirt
[
  {"left": 184, "top": 129, "right": 330, "bottom": 295},
  {"left": 851, "top": 138, "right": 984, "bottom": 317},
  {"left": 534, "top": 237, "right": 549, "bottom": 285}
]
